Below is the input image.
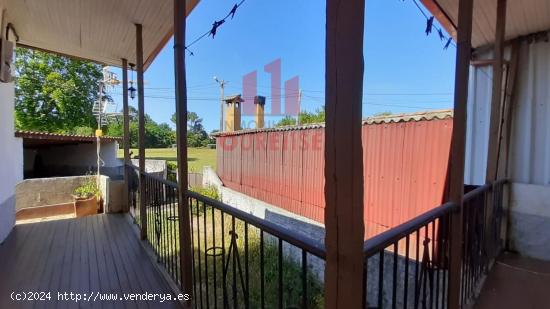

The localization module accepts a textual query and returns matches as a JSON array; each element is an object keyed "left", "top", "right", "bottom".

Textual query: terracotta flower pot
[{"left": 74, "top": 196, "right": 98, "bottom": 217}]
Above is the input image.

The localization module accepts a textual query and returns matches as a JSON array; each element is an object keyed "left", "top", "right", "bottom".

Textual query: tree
[
  {"left": 105, "top": 113, "right": 175, "bottom": 148},
  {"left": 275, "top": 107, "right": 325, "bottom": 127},
  {"left": 373, "top": 111, "right": 393, "bottom": 117},
  {"left": 14, "top": 48, "right": 103, "bottom": 133},
  {"left": 171, "top": 111, "right": 212, "bottom": 147},
  {"left": 276, "top": 116, "right": 297, "bottom": 127}
]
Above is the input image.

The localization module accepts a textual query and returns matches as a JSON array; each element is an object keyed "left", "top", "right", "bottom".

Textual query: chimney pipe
[{"left": 254, "top": 95, "right": 266, "bottom": 129}]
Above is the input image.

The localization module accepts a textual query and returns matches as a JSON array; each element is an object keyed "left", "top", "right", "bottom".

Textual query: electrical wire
[
  {"left": 410, "top": 0, "right": 456, "bottom": 49},
  {"left": 185, "top": 0, "right": 246, "bottom": 55}
]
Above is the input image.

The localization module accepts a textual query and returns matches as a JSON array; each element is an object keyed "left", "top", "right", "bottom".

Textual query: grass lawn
[
  {"left": 138, "top": 203, "right": 324, "bottom": 308},
  {"left": 118, "top": 147, "right": 216, "bottom": 172}
]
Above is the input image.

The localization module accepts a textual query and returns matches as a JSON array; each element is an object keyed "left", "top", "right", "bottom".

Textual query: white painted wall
[
  {"left": 37, "top": 140, "right": 121, "bottom": 168},
  {"left": 0, "top": 80, "right": 23, "bottom": 243},
  {"left": 464, "top": 62, "right": 492, "bottom": 186},
  {"left": 23, "top": 140, "right": 123, "bottom": 178},
  {"left": 465, "top": 37, "right": 550, "bottom": 260}
]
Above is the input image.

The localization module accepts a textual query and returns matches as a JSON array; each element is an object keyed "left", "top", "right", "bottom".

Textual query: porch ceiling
[
  {"left": 426, "top": 0, "right": 550, "bottom": 48},
  {"left": 5, "top": 0, "right": 200, "bottom": 70}
]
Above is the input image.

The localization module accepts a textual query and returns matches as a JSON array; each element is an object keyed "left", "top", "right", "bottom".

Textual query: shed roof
[
  {"left": 6, "top": 0, "right": 200, "bottom": 70},
  {"left": 212, "top": 109, "right": 453, "bottom": 137},
  {"left": 15, "top": 130, "right": 122, "bottom": 146}
]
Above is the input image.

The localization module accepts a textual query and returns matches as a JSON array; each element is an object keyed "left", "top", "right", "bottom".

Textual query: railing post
[
  {"left": 485, "top": 0, "right": 507, "bottom": 259},
  {"left": 174, "top": 0, "right": 194, "bottom": 305},
  {"left": 136, "top": 23, "right": 147, "bottom": 240},
  {"left": 122, "top": 58, "right": 130, "bottom": 213},
  {"left": 448, "top": 0, "right": 474, "bottom": 307},
  {"left": 324, "top": 0, "right": 365, "bottom": 308}
]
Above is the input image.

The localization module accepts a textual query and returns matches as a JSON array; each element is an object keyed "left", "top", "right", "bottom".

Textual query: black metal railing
[
  {"left": 361, "top": 179, "right": 507, "bottom": 308},
  {"left": 186, "top": 191, "right": 326, "bottom": 309},
  {"left": 127, "top": 164, "right": 141, "bottom": 226},
  {"left": 130, "top": 166, "right": 326, "bottom": 308},
  {"left": 362, "top": 202, "right": 456, "bottom": 309},
  {"left": 128, "top": 163, "right": 507, "bottom": 308},
  {"left": 460, "top": 179, "right": 506, "bottom": 305}
]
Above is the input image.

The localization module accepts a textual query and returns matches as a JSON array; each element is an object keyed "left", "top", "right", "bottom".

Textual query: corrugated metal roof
[
  {"left": 15, "top": 131, "right": 122, "bottom": 142},
  {"left": 435, "top": 0, "right": 550, "bottom": 48},
  {"left": 362, "top": 109, "right": 453, "bottom": 124},
  {"left": 213, "top": 109, "right": 453, "bottom": 137}
]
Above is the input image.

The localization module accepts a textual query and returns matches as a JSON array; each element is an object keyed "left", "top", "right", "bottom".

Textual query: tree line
[{"left": 14, "top": 48, "right": 213, "bottom": 148}]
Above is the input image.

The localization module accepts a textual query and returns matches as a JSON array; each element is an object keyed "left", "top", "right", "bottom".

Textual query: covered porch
[
  {"left": 0, "top": 214, "right": 181, "bottom": 309},
  {"left": 0, "top": 0, "right": 549, "bottom": 308}
]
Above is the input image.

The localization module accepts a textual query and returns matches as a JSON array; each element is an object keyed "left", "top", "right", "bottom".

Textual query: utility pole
[
  {"left": 214, "top": 76, "right": 227, "bottom": 131},
  {"left": 297, "top": 88, "right": 302, "bottom": 125}
]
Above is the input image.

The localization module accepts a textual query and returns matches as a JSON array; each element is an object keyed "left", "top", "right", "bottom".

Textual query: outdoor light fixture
[
  {"left": 129, "top": 82, "right": 136, "bottom": 100},
  {"left": 129, "top": 64, "right": 137, "bottom": 100}
]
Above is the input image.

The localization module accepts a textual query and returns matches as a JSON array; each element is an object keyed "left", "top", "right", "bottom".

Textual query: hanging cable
[
  {"left": 410, "top": 0, "right": 456, "bottom": 49},
  {"left": 185, "top": 0, "right": 246, "bottom": 55}
]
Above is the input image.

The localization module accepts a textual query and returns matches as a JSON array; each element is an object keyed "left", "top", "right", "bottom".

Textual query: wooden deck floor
[
  {"left": 0, "top": 214, "right": 182, "bottom": 309},
  {"left": 475, "top": 252, "right": 550, "bottom": 309}
]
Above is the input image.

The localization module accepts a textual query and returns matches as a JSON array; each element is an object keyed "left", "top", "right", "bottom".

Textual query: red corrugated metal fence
[{"left": 216, "top": 115, "right": 452, "bottom": 239}]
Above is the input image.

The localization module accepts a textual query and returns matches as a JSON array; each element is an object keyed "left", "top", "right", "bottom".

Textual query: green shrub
[
  {"left": 73, "top": 177, "right": 101, "bottom": 199},
  {"left": 191, "top": 185, "right": 220, "bottom": 201}
]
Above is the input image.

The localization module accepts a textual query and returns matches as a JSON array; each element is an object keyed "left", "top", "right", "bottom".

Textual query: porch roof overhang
[
  {"left": 4, "top": 0, "right": 200, "bottom": 70},
  {"left": 424, "top": 0, "right": 550, "bottom": 48}
]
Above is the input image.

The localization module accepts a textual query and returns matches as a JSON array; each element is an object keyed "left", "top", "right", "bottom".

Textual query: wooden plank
[
  {"left": 136, "top": 23, "right": 147, "bottom": 240},
  {"left": 77, "top": 218, "right": 91, "bottom": 302},
  {"left": 0, "top": 216, "right": 181, "bottom": 309},
  {"left": 12, "top": 221, "right": 56, "bottom": 294},
  {"left": 86, "top": 216, "right": 102, "bottom": 309},
  {"left": 497, "top": 53, "right": 519, "bottom": 179},
  {"left": 484, "top": 0, "right": 507, "bottom": 259},
  {"left": 110, "top": 215, "right": 180, "bottom": 308},
  {"left": 122, "top": 58, "right": 130, "bottom": 213},
  {"left": 57, "top": 219, "right": 78, "bottom": 309},
  {"left": 91, "top": 215, "right": 117, "bottom": 309},
  {"left": 486, "top": 0, "right": 507, "bottom": 183},
  {"left": 447, "top": 0, "right": 474, "bottom": 307},
  {"left": 499, "top": 41, "right": 520, "bottom": 250},
  {"left": 324, "top": 0, "right": 365, "bottom": 308},
  {"left": 95, "top": 215, "right": 134, "bottom": 309},
  {"left": 173, "top": 0, "right": 194, "bottom": 304},
  {"left": 35, "top": 220, "right": 71, "bottom": 309},
  {"left": 100, "top": 215, "right": 148, "bottom": 309}
]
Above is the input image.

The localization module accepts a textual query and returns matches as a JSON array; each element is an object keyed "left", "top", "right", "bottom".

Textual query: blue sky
[{"left": 109, "top": 0, "right": 456, "bottom": 132}]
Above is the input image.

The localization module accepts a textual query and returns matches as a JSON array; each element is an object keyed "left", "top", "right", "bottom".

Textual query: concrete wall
[
  {"left": 203, "top": 166, "right": 325, "bottom": 244},
  {"left": 15, "top": 176, "right": 124, "bottom": 214},
  {"left": 465, "top": 38, "right": 550, "bottom": 260},
  {"left": 16, "top": 176, "right": 90, "bottom": 211},
  {"left": 509, "top": 183, "right": 550, "bottom": 260},
  {"left": 131, "top": 159, "right": 167, "bottom": 179},
  {"left": 24, "top": 140, "right": 123, "bottom": 179}
]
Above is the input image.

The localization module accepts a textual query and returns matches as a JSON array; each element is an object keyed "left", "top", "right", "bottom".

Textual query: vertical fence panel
[{"left": 215, "top": 117, "right": 453, "bottom": 233}]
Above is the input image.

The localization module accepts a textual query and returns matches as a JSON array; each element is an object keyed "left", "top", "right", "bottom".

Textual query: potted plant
[{"left": 73, "top": 177, "right": 101, "bottom": 217}]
